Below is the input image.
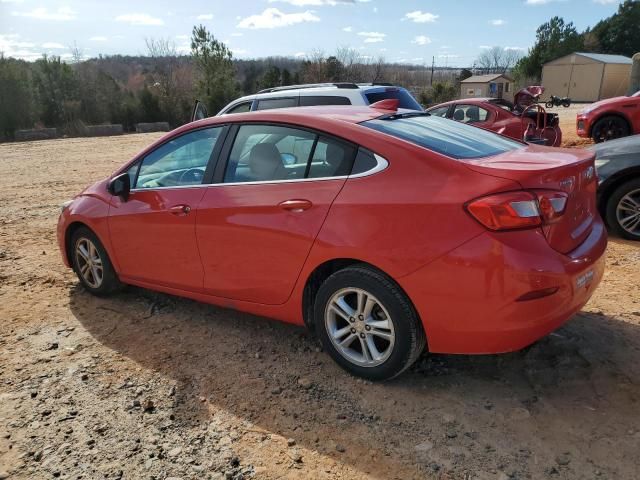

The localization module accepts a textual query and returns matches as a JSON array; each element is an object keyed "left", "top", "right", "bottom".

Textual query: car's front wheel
[
  {"left": 314, "top": 265, "right": 426, "bottom": 381},
  {"left": 70, "top": 227, "right": 122, "bottom": 295},
  {"left": 606, "top": 178, "right": 640, "bottom": 241},
  {"left": 591, "top": 116, "right": 630, "bottom": 143}
]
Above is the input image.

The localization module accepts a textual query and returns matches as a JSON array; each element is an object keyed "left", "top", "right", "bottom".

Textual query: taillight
[{"left": 466, "top": 190, "right": 568, "bottom": 231}]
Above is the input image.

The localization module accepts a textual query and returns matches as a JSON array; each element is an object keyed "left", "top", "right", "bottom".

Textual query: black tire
[
  {"left": 605, "top": 178, "right": 640, "bottom": 241},
  {"left": 70, "top": 227, "right": 122, "bottom": 295},
  {"left": 313, "top": 264, "right": 426, "bottom": 381},
  {"left": 562, "top": 99, "right": 571, "bottom": 107},
  {"left": 591, "top": 115, "right": 630, "bottom": 143},
  {"left": 545, "top": 101, "right": 554, "bottom": 109}
]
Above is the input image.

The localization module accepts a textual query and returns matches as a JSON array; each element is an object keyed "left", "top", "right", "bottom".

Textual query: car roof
[
  {"left": 227, "top": 84, "right": 407, "bottom": 104},
  {"left": 428, "top": 98, "right": 497, "bottom": 108},
  {"left": 190, "top": 105, "right": 386, "bottom": 130}
]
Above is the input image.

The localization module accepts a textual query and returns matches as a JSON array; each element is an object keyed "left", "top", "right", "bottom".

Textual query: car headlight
[
  {"left": 60, "top": 200, "right": 73, "bottom": 214},
  {"left": 594, "top": 159, "right": 610, "bottom": 168}
]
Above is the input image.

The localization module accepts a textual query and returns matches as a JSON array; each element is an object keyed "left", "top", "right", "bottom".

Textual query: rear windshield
[
  {"left": 365, "top": 88, "right": 423, "bottom": 111},
  {"left": 362, "top": 115, "right": 523, "bottom": 160}
]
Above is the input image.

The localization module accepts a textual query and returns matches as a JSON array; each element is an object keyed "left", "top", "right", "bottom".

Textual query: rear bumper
[{"left": 398, "top": 218, "right": 607, "bottom": 354}]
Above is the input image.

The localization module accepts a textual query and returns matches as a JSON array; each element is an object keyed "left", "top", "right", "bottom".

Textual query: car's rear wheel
[
  {"left": 70, "top": 227, "right": 122, "bottom": 295},
  {"left": 606, "top": 178, "right": 640, "bottom": 241},
  {"left": 591, "top": 116, "right": 630, "bottom": 143},
  {"left": 314, "top": 265, "right": 425, "bottom": 381}
]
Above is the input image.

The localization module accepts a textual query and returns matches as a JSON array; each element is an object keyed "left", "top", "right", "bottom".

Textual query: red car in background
[
  {"left": 57, "top": 104, "right": 605, "bottom": 380},
  {"left": 427, "top": 95, "right": 563, "bottom": 147},
  {"left": 577, "top": 91, "right": 640, "bottom": 142}
]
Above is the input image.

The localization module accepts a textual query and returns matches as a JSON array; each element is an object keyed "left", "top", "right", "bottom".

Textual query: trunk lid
[{"left": 466, "top": 145, "right": 598, "bottom": 254}]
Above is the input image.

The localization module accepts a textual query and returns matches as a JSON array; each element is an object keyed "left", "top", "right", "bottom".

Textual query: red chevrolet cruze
[{"left": 57, "top": 105, "right": 607, "bottom": 380}]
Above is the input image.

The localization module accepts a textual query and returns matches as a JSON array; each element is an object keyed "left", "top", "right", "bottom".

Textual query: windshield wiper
[{"left": 378, "top": 111, "right": 431, "bottom": 121}]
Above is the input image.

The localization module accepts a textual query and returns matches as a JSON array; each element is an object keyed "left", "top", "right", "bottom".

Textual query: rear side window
[
  {"left": 224, "top": 125, "right": 356, "bottom": 183},
  {"left": 362, "top": 115, "right": 522, "bottom": 160},
  {"left": 299, "top": 96, "right": 352, "bottom": 106},
  {"left": 256, "top": 97, "right": 298, "bottom": 110},
  {"left": 365, "top": 88, "right": 423, "bottom": 111}
]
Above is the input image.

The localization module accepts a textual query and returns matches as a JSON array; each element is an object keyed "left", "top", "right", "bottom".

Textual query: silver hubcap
[
  {"left": 75, "top": 238, "right": 103, "bottom": 288},
  {"left": 616, "top": 188, "right": 640, "bottom": 237},
  {"left": 325, "top": 288, "right": 395, "bottom": 368}
]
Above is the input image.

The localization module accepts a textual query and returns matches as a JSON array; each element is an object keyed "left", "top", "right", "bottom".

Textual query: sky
[{"left": 0, "top": 0, "right": 625, "bottom": 67}]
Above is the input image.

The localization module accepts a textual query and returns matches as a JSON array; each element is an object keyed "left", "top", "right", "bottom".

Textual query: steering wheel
[{"left": 178, "top": 168, "right": 204, "bottom": 185}]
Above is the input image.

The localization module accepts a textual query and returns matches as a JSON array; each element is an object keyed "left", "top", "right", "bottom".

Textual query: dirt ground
[
  {"left": 550, "top": 103, "right": 593, "bottom": 148},
  {"left": 1, "top": 132, "right": 639, "bottom": 480}
]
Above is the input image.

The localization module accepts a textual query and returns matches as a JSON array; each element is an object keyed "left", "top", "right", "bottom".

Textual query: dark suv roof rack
[{"left": 257, "top": 82, "right": 361, "bottom": 94}]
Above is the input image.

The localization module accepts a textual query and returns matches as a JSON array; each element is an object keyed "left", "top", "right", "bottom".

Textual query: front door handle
[
  {"left": 168, "top": 204, "right": 191, "bottom": 216},
  {"left": 278, "top": 199, "right": 312, "bottom": 212}
]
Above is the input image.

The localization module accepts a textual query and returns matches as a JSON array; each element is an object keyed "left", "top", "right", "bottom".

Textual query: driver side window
[{"left": 134, "top": 127, "right": 222, "bottom": 189}]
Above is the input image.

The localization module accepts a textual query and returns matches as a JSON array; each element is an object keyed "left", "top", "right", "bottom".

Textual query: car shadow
[{"left": 68, "top": 284, "right": 640, "bottom": 479}]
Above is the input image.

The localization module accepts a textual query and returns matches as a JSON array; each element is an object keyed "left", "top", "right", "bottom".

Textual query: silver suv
[{"left": 192, "top": 83, "right": 423, "bottom": 120}]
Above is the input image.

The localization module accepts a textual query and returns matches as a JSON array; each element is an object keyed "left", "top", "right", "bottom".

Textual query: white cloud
[
  {"left": 0, "top": 33, "right": 39, "bottom": 60},
  {"left": 479, "top": 45, "right": 492, "bottom": 49},
  {"left": 89, "top": 36, "right": 108, "bottom": 42},
  {"left": 404, "top": 10, "right": 438, "bottom": 23},
  {"left": 197, "top": 13, "right": 213, "bottom": 20},
  {"left": 237, "top": 8, "right": 320, "bottom": 29},
  {"left": 115, "top": 13, "right": 164, "bottom": 26},
  {"left": 1, "top": 0, "right": 25, "bottom": 3},
  {"left": 269, "top": 0, "right": 353, "bottom": 4},
  {"left": 175, "top": 34, "right": 189, "bottom": 40},
  {"left": 411, "top": 35, "right": 431, "bottom": 46},
  {"left": 12, "top": 6, "right": 76, "bottom": 21},
  {"left": 342, "top": 26, "right": 352, "bottom": 32},
  {"left": 505, "top": 46, "right": 526, "bottom": 51},
  {"left": 294, "top": 51, "right": 306, "bottom": 57},
  {"left": 490, "top": 19, "right": 505, "bottom": 26},
  {"left": 358, "top": 31, "right": 385, "bottom": 43},
  {"left": 438, "top": 54, "right": 459, "bottom": 58},
  {"left": 42, "top": 42, "right": 65, "bottom": 49},
  {"left": 231, "top": 32, "right": 244, "bottom": 37},
  {"left": 525, "top": 0, "right": 556, "bottom": 4}
]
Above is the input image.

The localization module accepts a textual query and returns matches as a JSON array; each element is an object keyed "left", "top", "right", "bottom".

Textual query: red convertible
[
  {"left": 427, "top": 87, "right": 562, "bottom": 147},
  {"left": 577, "top": 91, "right": 640, "bottom": 142}
]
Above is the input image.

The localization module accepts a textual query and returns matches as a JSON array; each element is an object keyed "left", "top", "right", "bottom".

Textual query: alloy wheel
[
  {"left": 616, "top": 188, "right": 640, "bottom": 237},
  {"left": 324, "top": 287, "right": 396, "bottom": 368},
  {"left": 75, "top": 237, "right": 104, "bottom": 288}
]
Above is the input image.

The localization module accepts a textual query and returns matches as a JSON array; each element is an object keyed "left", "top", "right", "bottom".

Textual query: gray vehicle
[{"left": 592, "top": 135, "right": 640, "bottom": 240}]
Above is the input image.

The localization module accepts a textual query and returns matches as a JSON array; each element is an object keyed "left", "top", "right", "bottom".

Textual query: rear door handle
[
  {"left": 168, "top": 204, "right": 191, "bottom": 215},
  {"left": 278, "top": 199, "right": 312, "bottom": 212}
]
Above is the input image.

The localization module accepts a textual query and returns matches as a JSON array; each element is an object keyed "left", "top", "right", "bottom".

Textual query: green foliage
[
  {"left": 33, "top": 55, "right": 79, "bottom": 127},
  {"left": 191, "top": 24, "right": 238, "bottom": 114},
  {"left": 514, "top": 17, "right": 584, "bottom": 80},
  {"left": 260, "top": 65, "right": 282, "bottom": 89},
  {"left": 588, "top": 0, "right": 640, "bottom": 57},
  {"left": 418, "top": 82, "right": 457, "bottom": 106},
  {"left": 0, "top": 55, "right": 33, "bottom": 140}
]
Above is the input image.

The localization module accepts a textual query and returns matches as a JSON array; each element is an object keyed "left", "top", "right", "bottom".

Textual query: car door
[
  {"left": 196, "top": 123, "right": 357, "bottom": 305},
  {"left": 108, "top": 126, "right": 226, "bottom": 291}
]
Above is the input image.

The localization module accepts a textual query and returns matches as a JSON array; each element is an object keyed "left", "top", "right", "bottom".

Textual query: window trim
[{"left": 223, "top": 100, "right": 255, "bottom": 115}]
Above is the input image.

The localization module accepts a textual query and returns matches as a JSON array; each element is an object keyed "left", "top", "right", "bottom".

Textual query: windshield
[
  {"left": 362, "top": 115, "right": 523, "bottom": 160},
  {"left": 365, "top": 88, "right": 423, "bottom": 111}
]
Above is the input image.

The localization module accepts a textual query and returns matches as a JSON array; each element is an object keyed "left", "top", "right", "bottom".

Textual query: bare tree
[
  {"left": 475, "top": 46, "right": 522, "bottom": 74},
  {"left": 145, "top": 37, "right": 187, "bottom": 124}
]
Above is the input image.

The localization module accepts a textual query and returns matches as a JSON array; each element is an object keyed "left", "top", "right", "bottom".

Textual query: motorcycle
[{"left": 545, "top": 95, "right": 571, "bottom": 108}]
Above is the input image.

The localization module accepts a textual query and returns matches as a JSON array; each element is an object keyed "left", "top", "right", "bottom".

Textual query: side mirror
[{"left": 108, "top": 172, "right": 131, "bottom": 201}]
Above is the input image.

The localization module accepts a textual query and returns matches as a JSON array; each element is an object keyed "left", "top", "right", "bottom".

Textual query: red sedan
[
  {"left": 427, "top": 98, "right": 563, "bottom": 147},
  {"left": 577, "top": 91, "right": 640, "bottom": 142},
  {"left": 57, "top": 105, "right": 606, "bottom": 380}
]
